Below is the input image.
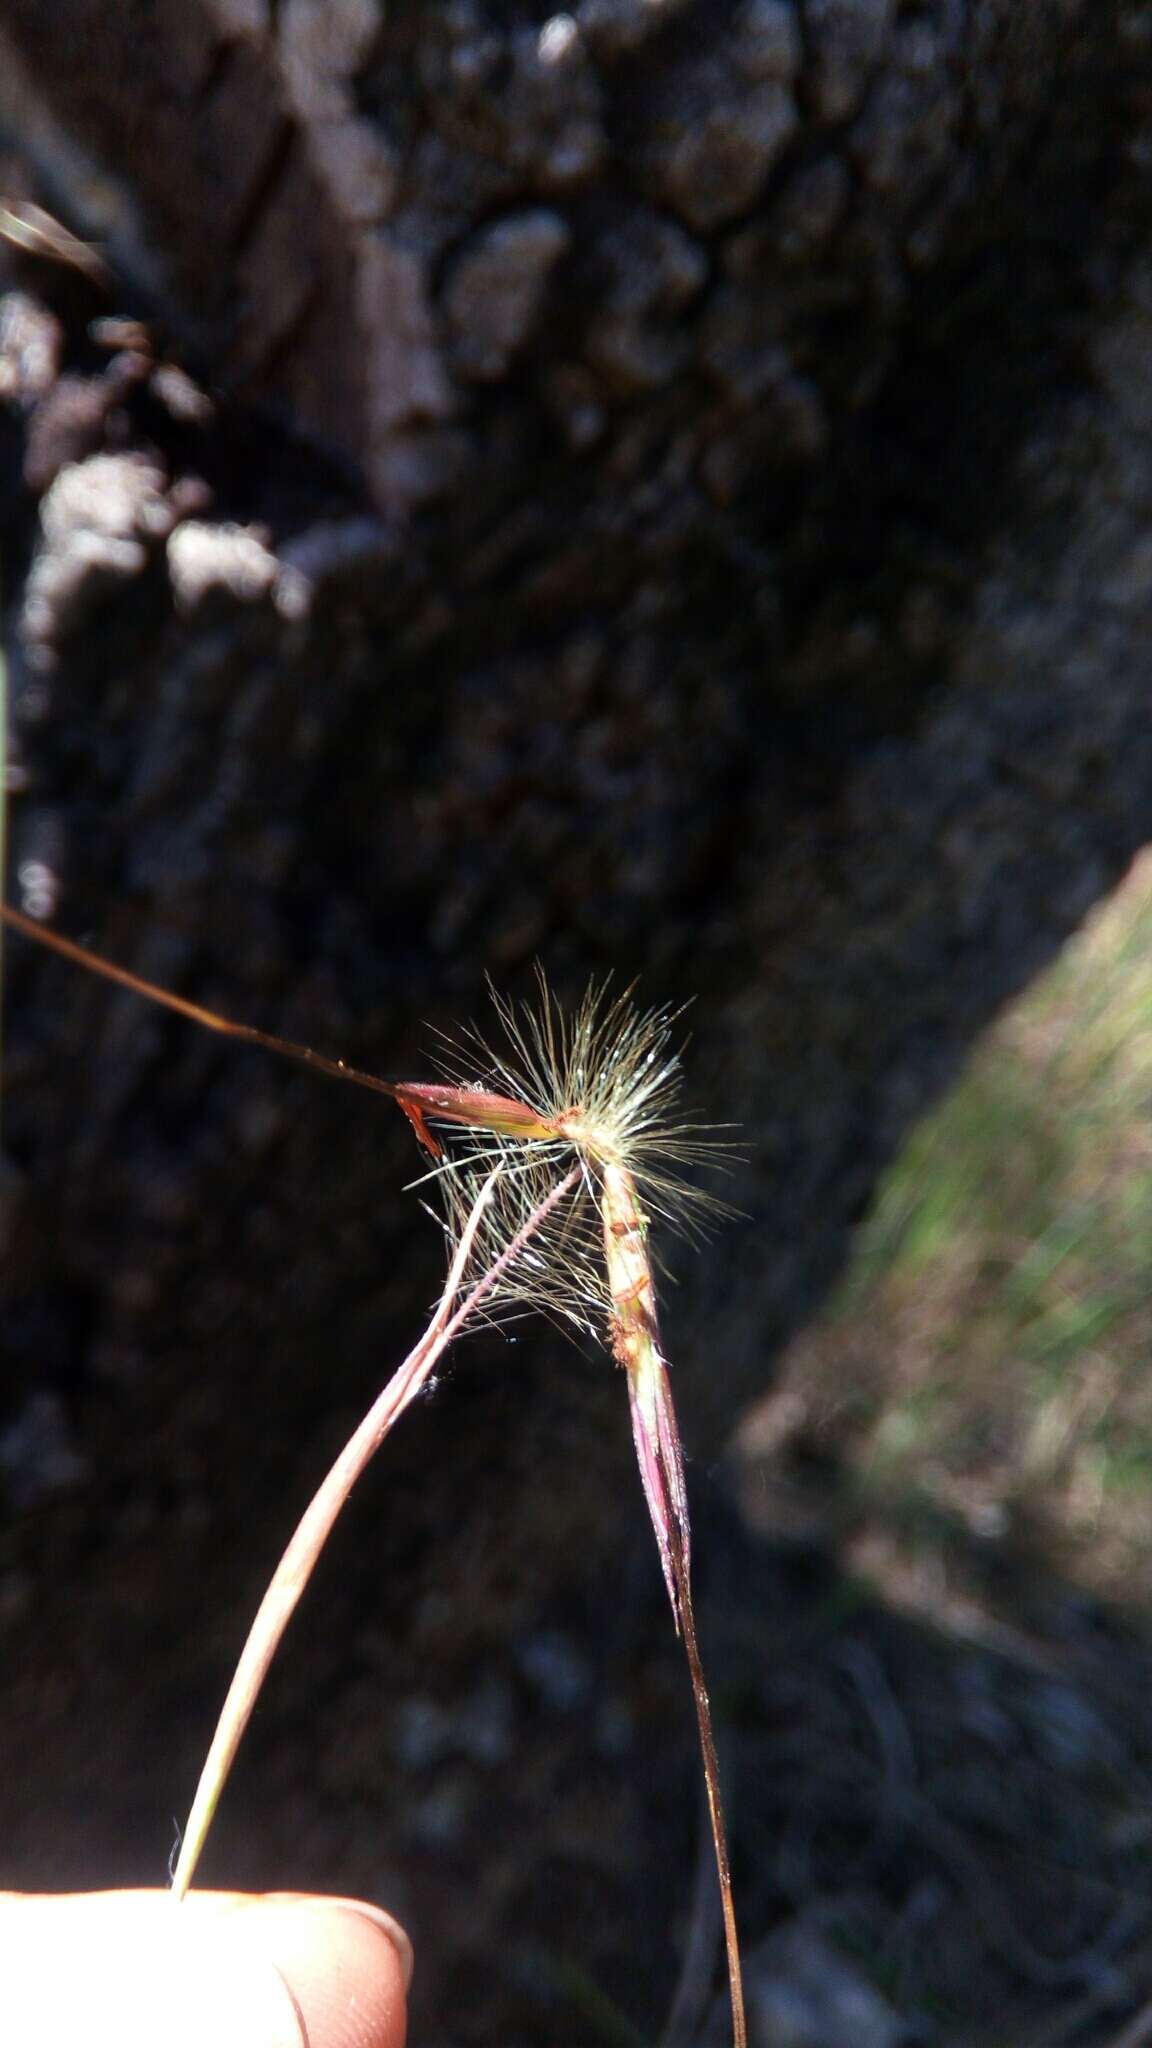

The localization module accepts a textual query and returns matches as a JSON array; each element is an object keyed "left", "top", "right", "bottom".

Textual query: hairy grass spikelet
[{"left": 415, "top": 971, "right": 735, "bottom": 1326}]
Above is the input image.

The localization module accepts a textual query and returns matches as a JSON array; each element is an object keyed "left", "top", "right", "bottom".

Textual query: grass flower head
[{"left": 413, "top": 971, "right": 734, "bottom": 1327}]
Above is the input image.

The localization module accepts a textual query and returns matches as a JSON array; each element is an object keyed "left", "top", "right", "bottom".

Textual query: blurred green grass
[{"left": 751, "top": 850, "right": 1152, "bottom": 1609}]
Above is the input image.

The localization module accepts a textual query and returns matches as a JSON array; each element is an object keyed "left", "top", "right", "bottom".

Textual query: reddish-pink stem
[{"left": 170, "top": 1164, "right": 578, "bottom": 1899}]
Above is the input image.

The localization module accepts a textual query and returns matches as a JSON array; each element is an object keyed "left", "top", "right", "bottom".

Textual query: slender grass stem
[
  {"left": 602, "top": 1160, "right": 746, "bottom": 2048},
  {"left": 0, "top": 649, "right": 8, "bottom": 1145},
  {"left": 170, "top": 1162, "right": 578, "bottom": 1900}
]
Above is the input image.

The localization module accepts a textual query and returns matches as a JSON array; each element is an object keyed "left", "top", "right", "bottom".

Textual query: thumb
[{"left": 0, "top": 1887, "right": 411, "bottom": 2048}]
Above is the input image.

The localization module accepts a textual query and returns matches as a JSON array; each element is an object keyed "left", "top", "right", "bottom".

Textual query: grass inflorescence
[
  {"left": 419, "top": 971, "right": 736, "bottom": 1327},
  {"left": 0, "top": 906, "right": 746, "bottom": 2047}
]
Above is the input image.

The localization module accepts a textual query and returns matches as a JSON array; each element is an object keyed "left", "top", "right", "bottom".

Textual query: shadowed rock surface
[{"left": 1, "top": 4, "right": 1152, "bottom": 2040}]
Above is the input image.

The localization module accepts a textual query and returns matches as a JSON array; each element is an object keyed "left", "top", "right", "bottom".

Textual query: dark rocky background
[{"left": 1, "top": 3, "right": 1152, "bottom": 2040}]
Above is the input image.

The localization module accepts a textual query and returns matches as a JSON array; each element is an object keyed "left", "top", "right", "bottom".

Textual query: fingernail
[
  {"left": 261, "top": 1891, "right": 415, "bottom": 1992},
  {"left": 339, "top": 1902, "right": 414, "bottom": 1991}
]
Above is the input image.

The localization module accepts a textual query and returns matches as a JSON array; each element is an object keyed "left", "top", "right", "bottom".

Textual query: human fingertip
[
  {"left": 247, "top": 1891, "right": 412, "bottom": 2048},
  {"left": 256, "top": 1893, "right": 412, "bottom": 1993},
  {"left": 331, "top": 1902, "right": 414, "bottom": 1992}
]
